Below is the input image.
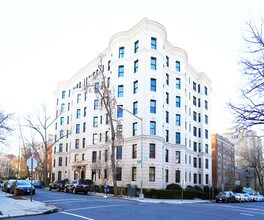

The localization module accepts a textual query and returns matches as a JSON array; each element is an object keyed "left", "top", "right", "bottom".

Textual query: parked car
[
  {"left": 215, "top": 191, "right": 236, "bottom": 203},
  {"left": 242, "top": 193, "right": 252, "bottom": 202},
  {"left": 10, "top": 180, "right": 35, "bottom": 196},
  {"left": 31, "top": 180, "right": 43, "bottom": 188},
  {"left": 234, "top": 193, "right": 245, "bottom": 202},
  {"left": 2, "top": 179, "right": 15, "bottom": 193},
  {"left": 49, "top": 179, "right": 68, "bottom": 191},
  {"left": 64, "top": 179, "right": 90, "bottom": 194}
]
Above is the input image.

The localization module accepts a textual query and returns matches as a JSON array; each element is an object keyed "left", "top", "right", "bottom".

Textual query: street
[{"left": 14, "top": 189, "right": 264, "bottom": 220}]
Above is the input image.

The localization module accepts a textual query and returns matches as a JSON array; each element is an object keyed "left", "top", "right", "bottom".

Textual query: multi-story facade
[
  {"left": 52, "top": 18, "right": 212, "bottom": 189},
  {"left": 211, "top": 133, "right": 235, "bottom": 191}
]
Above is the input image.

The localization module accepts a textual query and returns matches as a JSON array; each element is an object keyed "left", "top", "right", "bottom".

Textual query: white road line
[
  {"left": 61, "top": 211, "right": 95, "bottom": 220},
  {"left": 65, "top": 204, "right": 131, "bottom": 212}
]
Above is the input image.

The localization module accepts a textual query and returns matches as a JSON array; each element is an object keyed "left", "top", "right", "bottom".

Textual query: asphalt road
[{"left": 15, "top": 189, "right": 264, "bottom": 220}]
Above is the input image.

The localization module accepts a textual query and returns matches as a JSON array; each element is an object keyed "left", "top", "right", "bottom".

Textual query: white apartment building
[{"left": 53, "top": 18, "right": 212, "bottom": 189}]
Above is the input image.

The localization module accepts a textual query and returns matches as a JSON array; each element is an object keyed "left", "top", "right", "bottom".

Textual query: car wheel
[
  {"left": 73, "top": 188, "right": 77, "bottom": 194},
  {"left": 49, "top": 187, "right": 51, "bottom": 191},
  {"left": 64, "top": 188, "right": 67, "bottom": 193},
  {"left": 57, "top": 187, "right": 60, "bottom": 192}
]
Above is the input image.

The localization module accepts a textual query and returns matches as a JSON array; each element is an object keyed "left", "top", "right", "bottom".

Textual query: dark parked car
[
  {"left": 215, "top": 191, "right": 236, "bottom": 203},
  {"left": 64, "top": 179, "right": 90, "bottom": 194},
  {"left": 49, "top": 179, "right": 68, "bottom": 191},
  {"left": 30, "top": 180, "right": 43, "bottom": 188},
  {"left": 10, "top": 180, "right": 35, "bottom": 196},
  {"left": 2, "top": 179, "right": 15, "bottom": 193}
]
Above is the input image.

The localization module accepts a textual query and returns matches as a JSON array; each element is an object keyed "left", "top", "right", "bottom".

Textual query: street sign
[{"left": 26, "top": 158, "right": 37, "bottom": 170}]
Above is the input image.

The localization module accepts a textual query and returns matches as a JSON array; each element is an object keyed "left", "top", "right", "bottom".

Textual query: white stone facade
[{"left": 52, "top": 18, "right": 212, "bottom": 189}]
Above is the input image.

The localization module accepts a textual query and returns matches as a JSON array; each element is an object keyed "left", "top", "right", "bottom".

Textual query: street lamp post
[{"left": 118, "top": 106, "right": 144, "bottom": 199}]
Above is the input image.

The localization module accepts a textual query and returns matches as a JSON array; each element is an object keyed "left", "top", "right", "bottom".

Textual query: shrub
[
  {"left": 166, "top": 183, "right": 182, "bottom": 190},
  {"left": 233, "top": 185, "right": 243, "bottom": 193},
  {"left": 194, "top": 185, "right": 203, "bottom": 192}
]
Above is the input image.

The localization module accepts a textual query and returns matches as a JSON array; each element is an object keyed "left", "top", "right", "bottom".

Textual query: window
[
  {"left": 93, "top": 133, "right": 98, "bottom": 144},
  {"left": 199, "top": 158, "right": 201, "bottom": 168},
  {"left": 108, "top": 60, "right": 111, "bottom": 71},
  {"left": 193, "top": 157, "right": 197, "bottom": 168},
  {"left": 193, "top": 82, "right": 197, "bottom": 91},
  {"left": 205, "top": 174, "right": 209, "bottom": 184},
  {"left": 82, "top": 153, "right": 85, "bottom": 161},
  {"left": 61, "top": 103, "right": 65, "bottom": 112},
  {"left": 150, "top": 78, "right": 156, "bottom": 91},
  {"left": 84, "top": 107, "right": 87, "bottom": 117},
  {"left": 75, "top": 139, "right": 79, "bottom": 149},
  {"left": 176, "top": 78, "right": 181, "bottom": 89},
  {"left": 93, "top": 117, "right": 98, "bottom": 127},
  {"left": 151, "top": 57, "right": 157, "bottom": 70},
  {"left": 117, "top": 105, "right": 123, "bottom": 118},
  {"left": 165, "top": 130, "right": 169, "bottom": 142},
  {"left": 76, "top": 124, "right": 80, "bottom": 134},
  {"left": 165, "top": 149, "right": 169, "bottom": 162},
  {"left": 205, "top": 129, "right": 208, "bottom": 139},
  {"left": 176, "top": 96, "right": 181, "bottom": 108},
  {"left": 205, "top": 159, "right": 209, "bottom": 169},
  {"left": 193, "top": 111, "right": 197, "bottom": 121},
  {"left": 165, "top": 111, "right": 169, "bottom": 123},
  {"left": 65, "top": 157, "right": 68, "bottom": 166},
  {"left": 205, "top": 144, "right": 209, "bottom": 153},
  {"left": 133, "top": 101, "right": 138, "bottom": 115},
  {"left": 94, "top": 83, "right": 99, "bottom": 93},
  {"left": 166, "top": 92, "right": 169, "bottom": 104},
  {"left": 60, "top": 117, "right": 64, "bottom": 125},
  {"left": 94, "top": 99, "right": 99, "bottom": 110},
  {"left": 176, "top": 114, "right": 181, "bottom": 126},
  {"left": 83, "top": 122, "right": 86, "bottom": 133},
  {"left": 105, "top": 131, "right": 109, "bottom": 142},
  {"left": 116, "top": 167, "right": 122, "bottom": 181},
  {"left": 150, "top": 121, "right": 156, "bottom": 135},
  {"left": 116, "top": 146, "right": 122, "bottom": 159},
  {"left": 166, "top": 73, "right": 169, "bottom": 85},
  {"left": 205, "top": 115, "right": 208, "bottom": 124},
  {"left": 165, "top": 169, "right": 169, "bottom": 182},
  {"left": 149, "top": 143, "right": 155, "bottom": 158},
  {"left": 84, "top": 92, "right": 87, "bottom": 101},
  {"left": 82, "top": 138, "right": 85, "bottom": 148},
  {"left": 133, "top": 81, "right": 138, "bottom": 94},
  {"left": 132, "top": 122, "right": 137, "bottom": 136},
  {"left": 119, "top": 47, "right": 124, "bottom": 58},
  {"left": 150, "top": 100, "right": 156, "bottom": 113},
  {"left": 205, "top": 100, "right": 208, "bottom": 110},
  {"left": 132, "top": 167, "right": 137, "bottom": 181},
  {"left": 59, "top": 143, "right": 63, "bottom": 152},
  {"left": 132, "top": 144, "right": 137, "bottom": 159},
  {"left": 76, "top": 109, "right": 81, "bottom": 119},
  {"left": 193, "top": 96, "right": 197, "bottom": 106},
  {"left": 134, "top": 60, "right": 138, "bottom": 73},
  {"left": 176, "top": 170, "right": 181, "bottom": 183},
  {"left": 134, "top": 40, "right": 139, "bottom": 53},
  {"left": 118, "top": 65, "right": 124, "bottom": 77},
  {"left": 104, "top": 149, "right": 108, "bottom": 162},
  {"left": 193, "top": 141, "right": 197, "bottom": 152},
  {"left": 166, "top": 56, "right": 169, "bottom": 67},
  {"left": 176, "top": 151, "right": 181, "bottom": 163},
  {"left": 149, "top": 167, "right": 155, "bottom": 181},
  {"left": 62, "top": 91, "right": 66, "bottom": 99},
  {"left": 92, "top": 151, "right": 97, "bottom": 163},
  {"left": 194, "top": 173, "right": 197, "bottom": 184},
  {"left": 193, "top": 126, "right": 197, "bottom": 137},
  {"left": 176, "top": 61, "right": 181, "bottom": 72},
  {"left": 176, "top": 132, "right": 181, "bottom": 144},
  {"left": 77, "top": 94, "right": 81, "bottom": 103},
  {"left": 118, "top": 85, "right": 124, "bottom": 97},
  {"left": 204, "top": 86, "right": 208, "bottom": 95},
  {"left": 151, "top": 37, "right": 157, "bottom": 49}
]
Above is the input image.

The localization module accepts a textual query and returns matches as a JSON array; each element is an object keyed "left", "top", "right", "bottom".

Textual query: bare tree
[
  {"left": 86, "top": 54, "right": 119, "bottom": 196},
  {"left": 228, "top": 19, "right": 264, "bottom": 132},
  {"left": 22, "top": 105, "right": 68, "bottom": 186},
  {"left": 0, "top": 110, "right": 13, "bottom": 147}
]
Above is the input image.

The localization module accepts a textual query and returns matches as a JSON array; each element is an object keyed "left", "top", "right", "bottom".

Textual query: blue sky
[{"left": 0, "top": 0, "right": 263, "bottom": 154}]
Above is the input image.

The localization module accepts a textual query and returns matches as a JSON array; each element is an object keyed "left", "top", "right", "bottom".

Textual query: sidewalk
[
  {"left": 0, "top": 190, "right": 211, "bottom": 219},
  {"left": 0, "top": 190, "right": 57, "bottom": 219}
]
